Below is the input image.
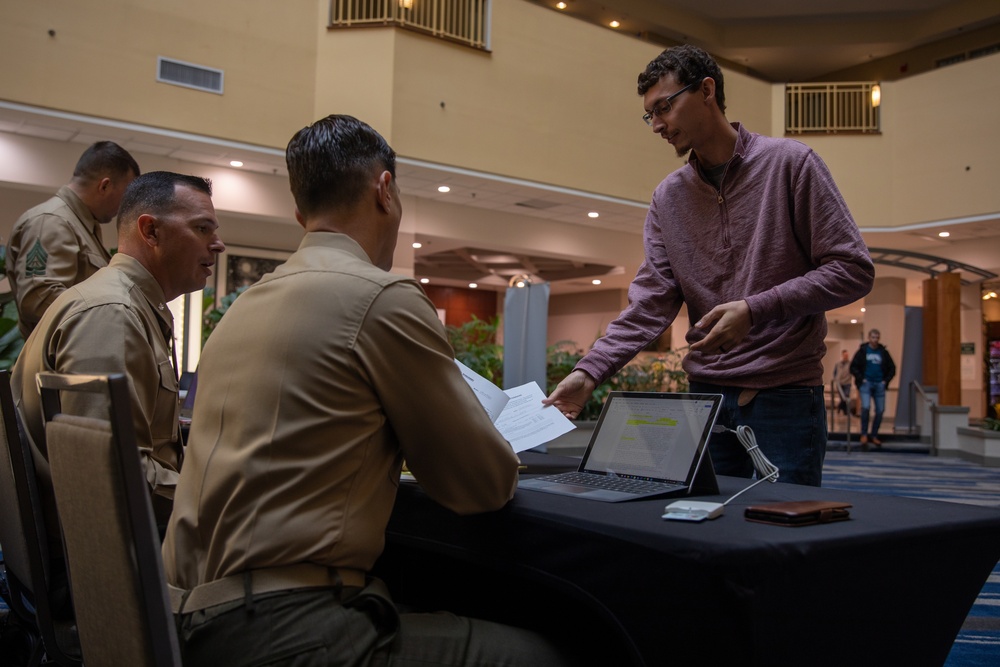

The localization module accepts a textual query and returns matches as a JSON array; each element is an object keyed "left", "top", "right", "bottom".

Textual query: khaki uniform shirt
[
  {"left": 6, "top": 186, "right": 112, "bottom": 337},
  {"left": 12, "top": 253, "right": 182, "bottom": 535},
  {"left": 163, "top": 232, "right": 519, "bottom": 589}
]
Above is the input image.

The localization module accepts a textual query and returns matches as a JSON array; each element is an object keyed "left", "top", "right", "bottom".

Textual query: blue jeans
[
  {"left": 859, "top": 380, "right": 886, "bottom": 438},
  {"left": 691, "top": 382, "right": 827, "bottom": 487}
]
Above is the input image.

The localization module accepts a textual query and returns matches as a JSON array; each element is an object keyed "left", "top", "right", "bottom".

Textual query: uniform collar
[
  {"left": 109, "top": 253, "right": 173, "bottom": 332},
  {"left": 56, "top": 185, "right": 103, "bottom": 231},
  {"left": 298, "top": 231, "right": 374, "bottom": 265},
  {"left": 56, "top": 185, "right": 110, "bottom": 256}
]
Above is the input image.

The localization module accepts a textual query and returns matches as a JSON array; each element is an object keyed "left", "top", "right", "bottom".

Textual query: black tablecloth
[{"left": 377, "top": 453, "right": 1000, "bottom": 667}]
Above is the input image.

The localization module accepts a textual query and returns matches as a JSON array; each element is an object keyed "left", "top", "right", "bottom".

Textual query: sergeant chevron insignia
[{"left": 25, "top": 239, "right": 48, "bottom": 277}]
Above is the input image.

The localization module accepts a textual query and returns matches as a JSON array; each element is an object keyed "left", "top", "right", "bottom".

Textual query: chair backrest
[
  {"left": 0, "top": 369, "right": 80, "bottom": 666},
  {"left": 38, "top": 372, "right": 181, "bottom": 667}
]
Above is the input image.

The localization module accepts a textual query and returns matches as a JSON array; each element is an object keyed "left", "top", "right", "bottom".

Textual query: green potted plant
[
  {"left": 446, "top": 315, "right": 504, "bottom": 386},
  {"left": 201, "top": 286, "right": 248, "bottom": 347}
]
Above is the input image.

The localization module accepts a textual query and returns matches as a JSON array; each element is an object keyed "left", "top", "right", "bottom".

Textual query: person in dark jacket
[{"left": 850, "top": 329, "right": 896, "bottom": 446}]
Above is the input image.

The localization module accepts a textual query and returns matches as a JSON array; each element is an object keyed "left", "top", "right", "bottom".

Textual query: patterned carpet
[{"left": 822, "top": 447, "right": 1000, "bottom": 667}]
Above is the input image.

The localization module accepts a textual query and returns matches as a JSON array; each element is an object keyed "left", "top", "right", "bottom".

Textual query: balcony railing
[
  {"left": 785, "top": 82, "right": 881, "bottom": 134},
  {"left": 330, "top": 0, "right": 491, "bottom": 51}
]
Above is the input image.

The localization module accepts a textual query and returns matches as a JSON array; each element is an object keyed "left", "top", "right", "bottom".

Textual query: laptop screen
[
  {"left": 580, "top": 392, "right": 722, "bottom": 484},
  {"left": 179, "top": 371, "right": 198, "bottom": 423}
]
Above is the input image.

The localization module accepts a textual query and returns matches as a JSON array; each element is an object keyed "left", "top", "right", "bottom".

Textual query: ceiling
[{"left": 539, "top": 0, "right": 1000, "bottom": 82}]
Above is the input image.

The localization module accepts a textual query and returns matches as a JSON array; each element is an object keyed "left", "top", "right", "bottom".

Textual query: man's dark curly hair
[{"left": 637, "top": 45, "right": 726, "bottom": 114}]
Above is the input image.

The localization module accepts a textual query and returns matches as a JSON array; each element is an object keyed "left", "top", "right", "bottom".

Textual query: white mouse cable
[
  {"left": 662, "top": 424, "right": 779, "bottom": 521},
  {"left": 711, "top": 424, "right": 780, "bottom": 505}
]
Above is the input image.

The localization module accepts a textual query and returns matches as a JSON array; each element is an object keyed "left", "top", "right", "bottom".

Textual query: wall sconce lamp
[{"left": 871, "top": 83, "right": 881, "bottom": 108}]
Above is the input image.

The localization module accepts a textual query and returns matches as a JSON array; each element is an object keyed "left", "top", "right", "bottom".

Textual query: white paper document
[{"left": 455, "top": 360, "right": 575, "bottom": 453}]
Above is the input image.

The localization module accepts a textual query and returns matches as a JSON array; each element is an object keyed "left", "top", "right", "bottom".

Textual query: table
[{"left": 375, "top": 453, "right": 1000, "bottom": 667}]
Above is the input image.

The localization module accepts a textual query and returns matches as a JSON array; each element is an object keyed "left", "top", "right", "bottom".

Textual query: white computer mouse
[{"left": 662, "top": 500, "right": 725, "bottom": 521}]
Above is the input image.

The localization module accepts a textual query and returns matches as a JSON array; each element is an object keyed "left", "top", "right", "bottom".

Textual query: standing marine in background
[{"left": 6, "top": 141, "right": 140, "bottom": 337}]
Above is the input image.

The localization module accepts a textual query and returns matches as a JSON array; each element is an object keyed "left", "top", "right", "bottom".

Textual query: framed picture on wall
[{"left": 213, "top": 246, "right": 291, "bottom": 302}]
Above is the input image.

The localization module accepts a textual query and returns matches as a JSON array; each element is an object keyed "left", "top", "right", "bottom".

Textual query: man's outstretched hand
[{"left": 543, "top": 370, "right": 597, "bottom": 420}]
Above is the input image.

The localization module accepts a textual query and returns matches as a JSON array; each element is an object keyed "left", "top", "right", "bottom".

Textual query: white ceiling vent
[{"left": 157, "top": 57, "right": 224, "bottom": 94}]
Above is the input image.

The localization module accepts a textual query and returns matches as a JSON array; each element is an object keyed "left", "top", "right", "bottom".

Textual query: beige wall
[
  {"left": 315, "top": 26, "right": 398, "bottom": 140},
  {"left": 3, "top": 0, "right": 997, "bottom": 235},
  {"left": 890, "top": 53, "right": 1000, "bottom": 227},
  {"left": 0, "top": 0, "right": 318, "bottom": 148},
  {"left": 0, "top": 0, "right": 772, "bottom": 204},
  {"left": 792, "top": 52, "right": 1000, "bottom": 231},
  {"left": 388, "top": 1, "right": 665, "bottom": 202}
]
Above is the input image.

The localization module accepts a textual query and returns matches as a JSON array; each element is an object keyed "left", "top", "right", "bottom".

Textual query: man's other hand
[{"left": 689, "top": 299, "right": 752, "bottom": 354}]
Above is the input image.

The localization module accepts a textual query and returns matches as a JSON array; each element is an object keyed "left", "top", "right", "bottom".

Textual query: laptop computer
[
  {"left": 518, "top": 391, "right": 722, "bottom": 502},
  {"left": 179, "top": 370, "right": 198, "bottom": 425}
]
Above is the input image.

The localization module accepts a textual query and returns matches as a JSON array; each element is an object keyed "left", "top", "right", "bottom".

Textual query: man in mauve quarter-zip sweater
[{"left": 546, "top": 45, "right": 874, "bottom": 486}]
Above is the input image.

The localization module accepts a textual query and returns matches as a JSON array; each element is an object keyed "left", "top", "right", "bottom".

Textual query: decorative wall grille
[
  {"left": 330, "top": 0, "right": 490, "bottom": 51},
  {"left": 785, "top": 82, "right": 880, "bottom": 134}
]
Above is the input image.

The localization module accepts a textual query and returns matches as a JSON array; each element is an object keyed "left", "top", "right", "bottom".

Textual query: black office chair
[
  {"left": 38, "top": 372, "right": 181, "bottom": 667},
  {"left": 0, "top": 370, "right": 81, "bottom": 666}
]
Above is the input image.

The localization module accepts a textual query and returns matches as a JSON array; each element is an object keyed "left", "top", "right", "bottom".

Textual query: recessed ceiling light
[
  {"left": 229, "top": 160, "right": 244, "bottom": 167},
  {"left": 850, "top": 319, "right": 858, "bottom": 324},
  {"left": 412, "top": 242, "right": 422, "bottom": 249},
  {"left": 420, "top": 278, "right": 429, "bottom": 284},
  {"left": 469, "top": 282, "right": 478, "bottom": 289},
  {"left": 437, "top": 185, "right": 451, "bottom": 193},
  {"left": 609, "top": 20, "right": 620, "bottom": 28},
  {"left": 556, "top": 2, "right": 567, "bottom": 8},
  {"left": 938, "top": 231, "right": 950, "bottom": 238},
  {"left": 860, "top": 307, "right": 866, "bottom": 313},
  {"left": 588, "top": 211, "right": 600, "bottom": 218},
  {"left": 592, "top": 279, "right": 602, "bottom": 285}
]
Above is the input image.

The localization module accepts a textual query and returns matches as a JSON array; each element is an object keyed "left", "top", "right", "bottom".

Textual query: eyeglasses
[{"left": 642, "top": 82, "right": 696, "bottom": 126}]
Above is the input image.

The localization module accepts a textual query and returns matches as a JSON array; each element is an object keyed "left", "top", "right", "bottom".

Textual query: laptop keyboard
[{"left": 539, "top": 471, "right": 681, "bottom": 495}]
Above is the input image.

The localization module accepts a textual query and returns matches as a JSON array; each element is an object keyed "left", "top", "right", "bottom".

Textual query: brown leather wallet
[{"left": 744, "top": 500, "right": 852, "bottom": 526}]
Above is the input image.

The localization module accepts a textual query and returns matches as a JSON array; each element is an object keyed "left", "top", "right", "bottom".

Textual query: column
[{"left": 924, "top": 273, "right": 962, "bottom": 406}]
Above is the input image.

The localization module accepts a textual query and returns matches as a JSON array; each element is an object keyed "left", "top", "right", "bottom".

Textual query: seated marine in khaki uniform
[
  {"left": 12, "top": 171, "right": 225, "bottom": 533},
  {"left": 163, "top": 115, "right": 578, "bottom": 667}
]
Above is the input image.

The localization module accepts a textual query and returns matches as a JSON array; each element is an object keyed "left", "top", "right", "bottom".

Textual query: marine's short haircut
[
  {"left": 117, "top": 171, "right": 212, "bottom": 231},
  {"left": 72, "top": 141, "right": 141, "bottom": 182},
  {"left": 285, "top": 114, "right": 396, "bottom": 219},
  {"left": 637, "top": 45, "right": 727, "bottom": 114}
]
